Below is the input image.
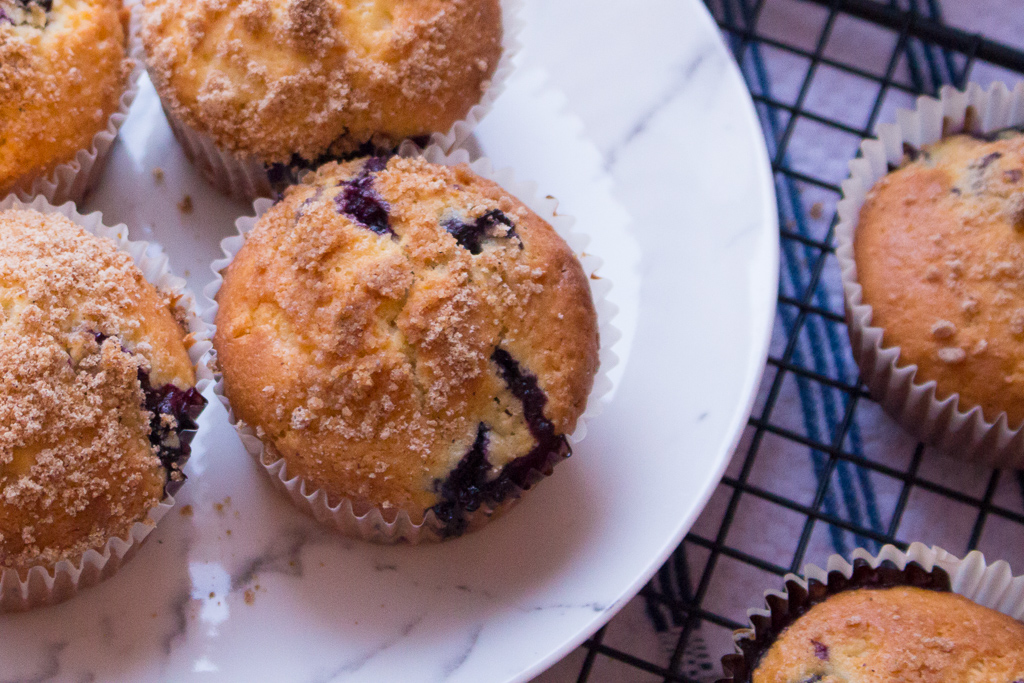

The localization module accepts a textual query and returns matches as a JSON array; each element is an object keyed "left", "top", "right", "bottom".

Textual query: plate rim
[{"left": 508, "top": 3, "right": 780, "bottom": 680}]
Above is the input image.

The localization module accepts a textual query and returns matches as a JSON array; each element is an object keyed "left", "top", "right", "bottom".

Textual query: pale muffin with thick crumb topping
[
  {"left": 213, "top": 156, "right": 598, "bottom": 538},
  {"left": 142, "top": 0, "right": 502, "bottom": 178},
  {"left": 856, "top": 131, "right": 1024, "bottom": 428},
  {"left": 0, "top": 209, "right": 206, "bottom": 572},
  {"left": 0, "top": 0, "right": 132, "bottom": 197}
]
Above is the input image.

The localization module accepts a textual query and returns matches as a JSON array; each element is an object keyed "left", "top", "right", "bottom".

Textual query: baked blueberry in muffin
[
  {"left": 855, "top": 130, "right": 1024, "bottom": 428},
  {"left": 213, "top": 156, "right": 599, "bottom": 538},
  {"left": 142, "top": 0, "right": 503, "bottom": 181},
  {"left": 0, "top": 209, "right": 206, "bottom": 572},
  {"left": 723, "top": 559, "right": 1024, "bottom": 683},
  {"left": 0, "top": 0, "right": 132, "bottom": 196}
]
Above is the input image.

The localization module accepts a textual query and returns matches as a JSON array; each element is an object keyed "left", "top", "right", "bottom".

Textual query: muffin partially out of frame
[
  {"left": 214, "top": 156, "right": 599, "bottom": 539},
  {"left": 0, "top": 208, "right": 205, "bottom": 573},
  {"left": 722, "top": 557, "right": 1024, "bottom": 683},
  {"left": 142, "top": 0, "right": 503, "bottom": 177},
  {"left": 855, "top": 130, "right": 1024, "bottom": 429},
  {"left": 0, "top": 0, "right": 133, "bottom": 197}
]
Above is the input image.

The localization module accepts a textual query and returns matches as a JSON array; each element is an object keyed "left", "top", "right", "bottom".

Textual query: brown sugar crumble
[
  {"left": 0, "top": 209, "right": 199, "bottom": 569},
  {"left": 140, "top": 0, "right": 503, "bottom": 162},
  {"left": 180, "top": 504, "right": 194, "bottom": 517},
  {"left": 212, "top": 156, "right": 600, "bottom": 536}
]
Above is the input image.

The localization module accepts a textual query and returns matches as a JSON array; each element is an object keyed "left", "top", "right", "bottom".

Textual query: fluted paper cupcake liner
[
  {"left": 202, "top": 143, "right": 619, "bottom": 543},
  {"left": 0, "top": 194, "right": 214, "bottom": 611},
  {"left": 10, "top": 5, "right": 144, "bottom": 205},
  {"left": 719, "top": 542, "right": 1024, "bottom": 682},
  {"left": 156, "top": 0, "right": 523, "bottom": 202},
  {"left": 837, "top": 81, "right": 1024, "bottom": 468}
]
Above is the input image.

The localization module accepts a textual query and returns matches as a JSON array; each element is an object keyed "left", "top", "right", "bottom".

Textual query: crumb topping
[
  {"left": 214, "top": 157, "right": 599, "bottom": 517},
  {"left": 0, "top": 0, "right": 131, "bottom": 195},
  {"left": 0, "top": 209, "right": 195, "bottom": 569},
  {"left": 141, "top": 0, "right": 502, "bottom": 162}
]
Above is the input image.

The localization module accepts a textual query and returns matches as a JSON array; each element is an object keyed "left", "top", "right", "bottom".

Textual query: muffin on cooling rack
[
  {"left": 213, "top": 155, "right": 599, "bottom": 539},
  {"left": 0, "top": 0, "right": 133, "bottom": 197},
  {"left": 142, "top": 0, "right": 503, "bottom": 195},
  {"left": 854, "top": 131, "right": 1024, "bottom": 429},
  {"left": 722, "top": 557, "right": 1024, "bottom": 683},
  {"left": 0, "top": 208, "right": 205, "bottom": 575}
]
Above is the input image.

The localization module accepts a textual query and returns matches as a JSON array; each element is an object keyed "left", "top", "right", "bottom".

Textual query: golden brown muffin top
[
  {"left": 142, "top": 0, "right": 501, "bottom": 164},
  {"left": 214, "top": 156, "right": 599, "bottom": 536},
  {"left": 856, "top": 133, "right": 1024, "bottom": 428},
  {"left": 0, "top": 0, "right": 131, "bottom": 196},
  {"left": 0, "top": 209, "right": 200, "bottom": 570},
  {"left": 754, "top": 586, "right": 1024, "bottom": 683}
]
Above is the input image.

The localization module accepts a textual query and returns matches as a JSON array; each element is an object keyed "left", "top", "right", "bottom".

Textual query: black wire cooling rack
[{"left": 559, "top": 1, "right": 1024, "bottom": 681}]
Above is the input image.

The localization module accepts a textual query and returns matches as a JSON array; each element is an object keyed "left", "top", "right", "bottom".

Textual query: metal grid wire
[{"left": 567, "top": 1, "right": 1024, "bottom": 681}]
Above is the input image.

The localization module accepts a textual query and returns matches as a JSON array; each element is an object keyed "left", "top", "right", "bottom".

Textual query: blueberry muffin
[
  {"left": 723, "top": 560, "right": 1024, "bottom": 683},
  {"left": 0, "top": 209, "right": 205, "bottom": 572},
  {"left": 142, "top": 0, "right": 502, "bottom": 177},
  {"left": 213, "top": 156, "right": 599, "bottom": 538},
  {"left": 855, "top": 131, "right": 1024, "bottom": 428},
  {"left": 0, "top": 0, "right": 132, "bottom": 196}
]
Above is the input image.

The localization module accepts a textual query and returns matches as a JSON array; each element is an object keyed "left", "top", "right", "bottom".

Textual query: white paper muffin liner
[
  {"left": 0, "top": 194, "right": 214, "bottom": 612},
  {"left": 720, "top": 543, "right": 1024, "bottom": 682},
  {"left": 10, "top": 5, "right": 144, "bottom": 205},
  {"left": 202, "top": 143, "right": 619, "bottom": 544},
  {"left": 837, "top": 81, "right": 1024, "bottom": 468},
  {"left": 155, "top": 0, "right": 523, "bottom": 202}
]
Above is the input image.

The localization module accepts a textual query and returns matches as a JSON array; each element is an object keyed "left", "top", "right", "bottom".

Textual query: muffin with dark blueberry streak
[
  {"left": 213, "top": 156, "right": 599, "bottom": 539},
  {"left": 0, "top": 0, "right": 132, "bottom": 196},
  {"left": 0, "top": 209, "right": 206, "bottom": 573}
]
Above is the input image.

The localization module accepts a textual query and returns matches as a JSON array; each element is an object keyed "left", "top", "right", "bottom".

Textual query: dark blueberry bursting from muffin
[
  {"left": 431, "top": 423, "right": 491, "bottom": 536},
  {"left": 443, "top": 209, "right": 522, "bottom": 255},
  {"left": 266, "top": 143, "right": 398, "bottom": 194},
  {"left": 430, "top": 348, "right": 571, "bottom": 537},
  {"left": 491, "top": 347, "right": 571, "bottom": 484},
  {"left": 810, "top": 640, "right": 828, "bottom": 661},
  {"left": 92, "top": 332, "right": 206, "bottom": 496},
  {"left": 138, "top": 369, "right": 206, "bottom": 496},
  {"left": 335, "top": 157, "right": 394, "bottom": 237}
]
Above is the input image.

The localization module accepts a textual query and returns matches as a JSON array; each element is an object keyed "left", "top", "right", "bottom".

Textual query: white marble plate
[{"left": 0, "top": 1, "right": 777, "bottom": 680}]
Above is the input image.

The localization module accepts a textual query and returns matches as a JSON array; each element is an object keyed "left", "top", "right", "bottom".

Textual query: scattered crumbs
[
  {"left": 289, "top": 561, "right": 297, "bottom": 568},
  {"left": 214, "top": 503, "right": 224, "bottom": 513},
  {"left": 226, "top": 529, "right": 232, "bottom": 537},
  {"left": 151, "top": 613, "right": 158, "bottom": 619},
  {"left": 178, "top": 195, "right": 194, "bottom": 214},
  {"left": 180, "top": 504, "right": 193, "bottom": 517},
  {"left": 930, "top": 319, "right": 956, "bottom": 340},
  {"left": 938, "top": 347, "right": 967, "bottom": 365},
  {"left": 590, "top": 273, "right": 601, "bottom": 280},
  {"left": 244, "top": 589, "right": 255, "bottom": 605},
  {"left": 209, "top": 592, "right": 215, "bottom": 599},
  {"left": 184, "top": 269, "right": 191, "bottom": 278},
  {"left": 152, "top": 167, "right": 164, "bottom": 183},
  {"left": 809, "top": 202, "right": 824, "bottom": 219},
  {"left": 234, "top": 510, "right": 240, "bottom": 519},
  {"left": 319, "top": 561, "right": 326, "bottom": 568}
]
